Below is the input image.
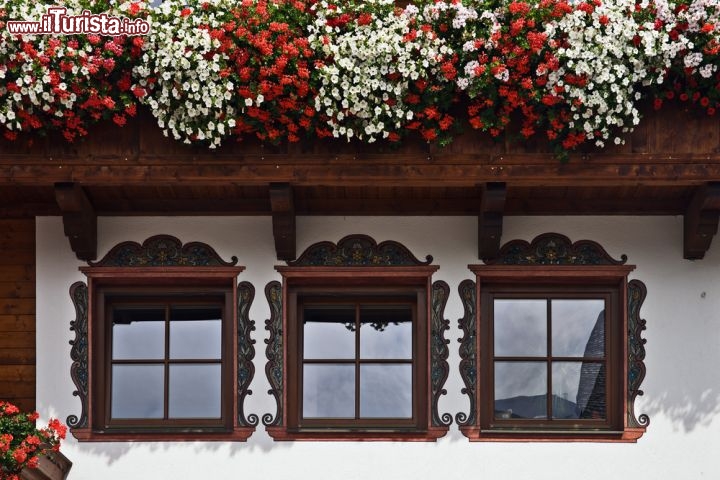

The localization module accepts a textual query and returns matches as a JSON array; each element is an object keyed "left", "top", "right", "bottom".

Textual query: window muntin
[
  {"left": 298, "top": 297, "right": 416, "bottom": 426},
  {"left": 482, "top": 288, "right": 619, "bottom": 430}
]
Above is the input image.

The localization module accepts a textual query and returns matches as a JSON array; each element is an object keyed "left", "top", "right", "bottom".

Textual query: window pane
[
  {"left": 170, "top": 307, "right": 222, "bottom": 359},
  {"left": 111, "top": 365, "right": 164, "bottom": 419},
  {"left": 169, "top": 364, "right": 222, "bottom": 418},
  {"left": 494, "top": 362, "right": 547, "bottom": 419},
  {"left": 360, "top": 364, "right": 412, "bottom": 418},
  {"left": 360, "top": 306, "right": 412, "bottom": 359},
  {"left": 303, "top": 364, "right": 355, "bottom": 418},
  {"left": 552, "top": 300, "right": 605, "bottom": 357},
  {"left": 553, "top": 362, "right": 606, "bottom": 420},
  {"left": 112, "top": 308, "right": 165, "bottom": 360},
  {"left": 303, "top": 306, "right": 355, "bottom": 359},
  {"left": 494, "top": 300, "right": 547, "bottom": 356}
]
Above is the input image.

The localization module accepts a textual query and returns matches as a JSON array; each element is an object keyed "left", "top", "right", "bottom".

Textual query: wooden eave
[{"left": 2, "top": 104, "right": 719, "bottom": 259}]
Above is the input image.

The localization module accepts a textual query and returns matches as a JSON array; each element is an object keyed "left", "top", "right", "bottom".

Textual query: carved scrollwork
[
  {"left": 89, "top": 234, "right": 238, "bottom": 267},
  {"left": 485, "top": 232, "right": 627, "bottom": 266},
  {"left": 456, "top": 279, "right": 477, "bottom": 426},
  {"left": 628, "top": 279, "right": 650, "bottom": 428},
  {"left": 263, "top": 281, "right": 283, "bottom": 427},
  {"left": 67, "top": 281, "right": 89, "bottom": 429},
  {"left": 287, "top": 234, "right": 432, "bottom": 267},
  {"left": 431, "top": 281, "right": 452, "bottom": 427},
  {"left": 237, "top": 281, "right": 258, "bottom": 427}
]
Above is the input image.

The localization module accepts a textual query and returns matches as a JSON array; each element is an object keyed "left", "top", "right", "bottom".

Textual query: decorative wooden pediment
[
  {"left": 288, "top": 234, "right": 432, "bottom": 267},
  {"left": 484, "top": 232, "right": 627, "bottom": 266},
  {"left": 89, "top": 234, "right": 238, "bottom": 267}
]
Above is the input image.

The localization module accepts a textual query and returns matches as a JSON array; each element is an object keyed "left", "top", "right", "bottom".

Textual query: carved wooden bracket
[
  {"left": 269, "top": 183, "right": 296, "bottom": 261},
  {"left": 478, "top": 182, "right": 506, "bottom": 261},
  {"left": 684, "top": 182, "right": 720, "bottom": 260},
  {"left": 55, "top": 182, "right": 97, "bottom": 261}
]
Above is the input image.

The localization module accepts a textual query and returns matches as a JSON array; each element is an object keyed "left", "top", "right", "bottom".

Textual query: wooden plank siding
[{"left": 0, "top": 219, "right": 35, "bottom": 413}]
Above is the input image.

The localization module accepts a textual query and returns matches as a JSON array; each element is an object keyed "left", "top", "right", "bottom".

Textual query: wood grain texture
[{"left": 0, "top": 219, "right": 35, "bottom": 411}]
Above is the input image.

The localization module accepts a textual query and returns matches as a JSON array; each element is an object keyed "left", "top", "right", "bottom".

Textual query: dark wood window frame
[
  {"left": 66, "top": 235, "right": 257, "bottom": 442},
  {"left": 459, "top": 264, "right": 647, "bottom": 442},
  {"left": 70, "top": 267, "right": 254, "bottom": 441},
  {"left": 267, "top": 265, "right": 450, "bottom": 441}
]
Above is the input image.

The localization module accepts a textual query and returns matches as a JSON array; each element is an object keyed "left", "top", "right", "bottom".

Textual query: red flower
[
  {"left": 13, "top": 448, "right": 27, "bottom": 464},
  {"left": 181, "top": 7, "right": 192, "bottom": 17}
]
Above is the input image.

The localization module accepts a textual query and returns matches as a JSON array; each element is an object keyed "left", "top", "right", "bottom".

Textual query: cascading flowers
[
  {"left": 1, "top": 0, "right": 720, "bottom": 155},
  {"left": 655, "top": 0, "right": 720, "bottom": 115},
  {"left": 132, "top": 0, "right": 317, "bottom": 148},
  {"left": 308, "top": 0, "right": 459, "bottom": 144},
  {"left": 543, "top": 0, "right": 680, "bottom": 148},
  {"left": 0, "top": 0, "right": 144, "bottom": 142},
  {"left": 0, "top": 402, "right": 66, "bottom": 480}
]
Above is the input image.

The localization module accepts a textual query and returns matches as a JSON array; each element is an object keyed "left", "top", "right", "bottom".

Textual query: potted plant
[{"left": 0, "top": 402, "right": 70, "bottom": 480}]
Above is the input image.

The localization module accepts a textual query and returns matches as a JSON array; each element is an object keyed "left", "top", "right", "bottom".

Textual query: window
[
  {"left": 299, "top": 298, "right": 416, "bottom": 424},
  {"left": 483, "top": 288, "right": 619, "bottom": 430},
  {"left": 457, "top": 233, "right": 649, "bottom": 442},
  {"left": 102, "top": 292, "right": 230, "bottom": 430},
  {"left": 264, "top": 234, "right": 451, "bottom": 441},
  {"left": 67, "top": 235, "right": 256, "bottom": 441}
]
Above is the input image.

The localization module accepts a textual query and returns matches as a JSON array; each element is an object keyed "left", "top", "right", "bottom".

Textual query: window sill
[
  {"left": 266, "top": 426, "right": 448, "bottom": 442},
  {"left": 459, "top": 426, "right": 646, "bottom": 442},
  {"left": 70, "top": 427, "right": 255, "bottom": 442}
]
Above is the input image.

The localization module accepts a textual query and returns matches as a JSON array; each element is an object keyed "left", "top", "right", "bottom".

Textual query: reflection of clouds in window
[
  {"left": 360, "top": 307, "right": 412, "bottom": 359},
  {"left": 494, "top": 300, "right": 546, "bottom": 356},
  {"left": 303, "top": 307, "right": 355, "bottom": 359},
  {"left": 552, "top": 300, "right": 605, "bottom": 357},
  {"left": 360, "top": 364, "right": 412, "bottom": 418},
  {"left": 112, "top": 308, "right": 164, "bottom": 359},
  {"left": 169, "top": 364, "right": 221, "bottom": 418},
  {"left": 169, "top": 308, "right": 222, "bottom": 359},
  {"left": 303, "top": 365, "right": 355, "bottom": 418},
  {"left": 111, "top": 365, "right": 164, "bottom": 418}
]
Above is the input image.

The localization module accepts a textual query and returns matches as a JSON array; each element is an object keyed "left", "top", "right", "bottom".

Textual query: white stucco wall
[{"left": 35, "top": 215, "right": 720, "bottom": 479}]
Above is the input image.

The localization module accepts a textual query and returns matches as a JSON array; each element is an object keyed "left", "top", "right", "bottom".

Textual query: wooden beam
[
  {"left": 3, "top": 154, "right": 720, "bottom": 187},
  {"left": 478, "top": 183, "right": 506, "bottom": 261},
  {"left": 684, "top": 183, "right": 720, "bottom": 260},
  {"left": 54, "top": 182, "right": 97, "bottom": 261},
  {"left": 269, "top": 183, "right": 296, "bottom": 261}
]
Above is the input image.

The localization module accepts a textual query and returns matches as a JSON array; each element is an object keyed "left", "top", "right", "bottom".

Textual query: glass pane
[
  {"left": 111, "top": 365, "right": 164, "bottom": 419},
  {"left": 553, "top": 362, "right": 606, "bottom": 419},
  {"left": 360, "top": 306, "right": 412, "bottom": 359},
  {"left": 494, "top": 300, "right": 547, "bottom": 356},
  {"left": 552, "top": 300, "right": 605, "bottom": 357},
  {"left": 303, "top": 364, "right": 355, "bottom": 418},
  {"left": 360, "top": 364, "right": 412, "bottom": 418},
  {"left": 494, "top": 362, "right": 547, "bottom": 419},
  {"left": 303, "top": 306, "right": 355, "bottom": 359},
  {"left": 112, "top": 308, "right": 165, "bottom": 360},
  {"left": 169, "top": 364, "right": 222, "bottom": 418},
  {"left": 170, "top": 307, "right": 222, "bottom": 359}
]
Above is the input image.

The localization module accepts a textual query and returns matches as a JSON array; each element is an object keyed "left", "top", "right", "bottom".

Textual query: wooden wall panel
[{"left": 0, "top": 219, "right": 35, "bottom": 412}]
